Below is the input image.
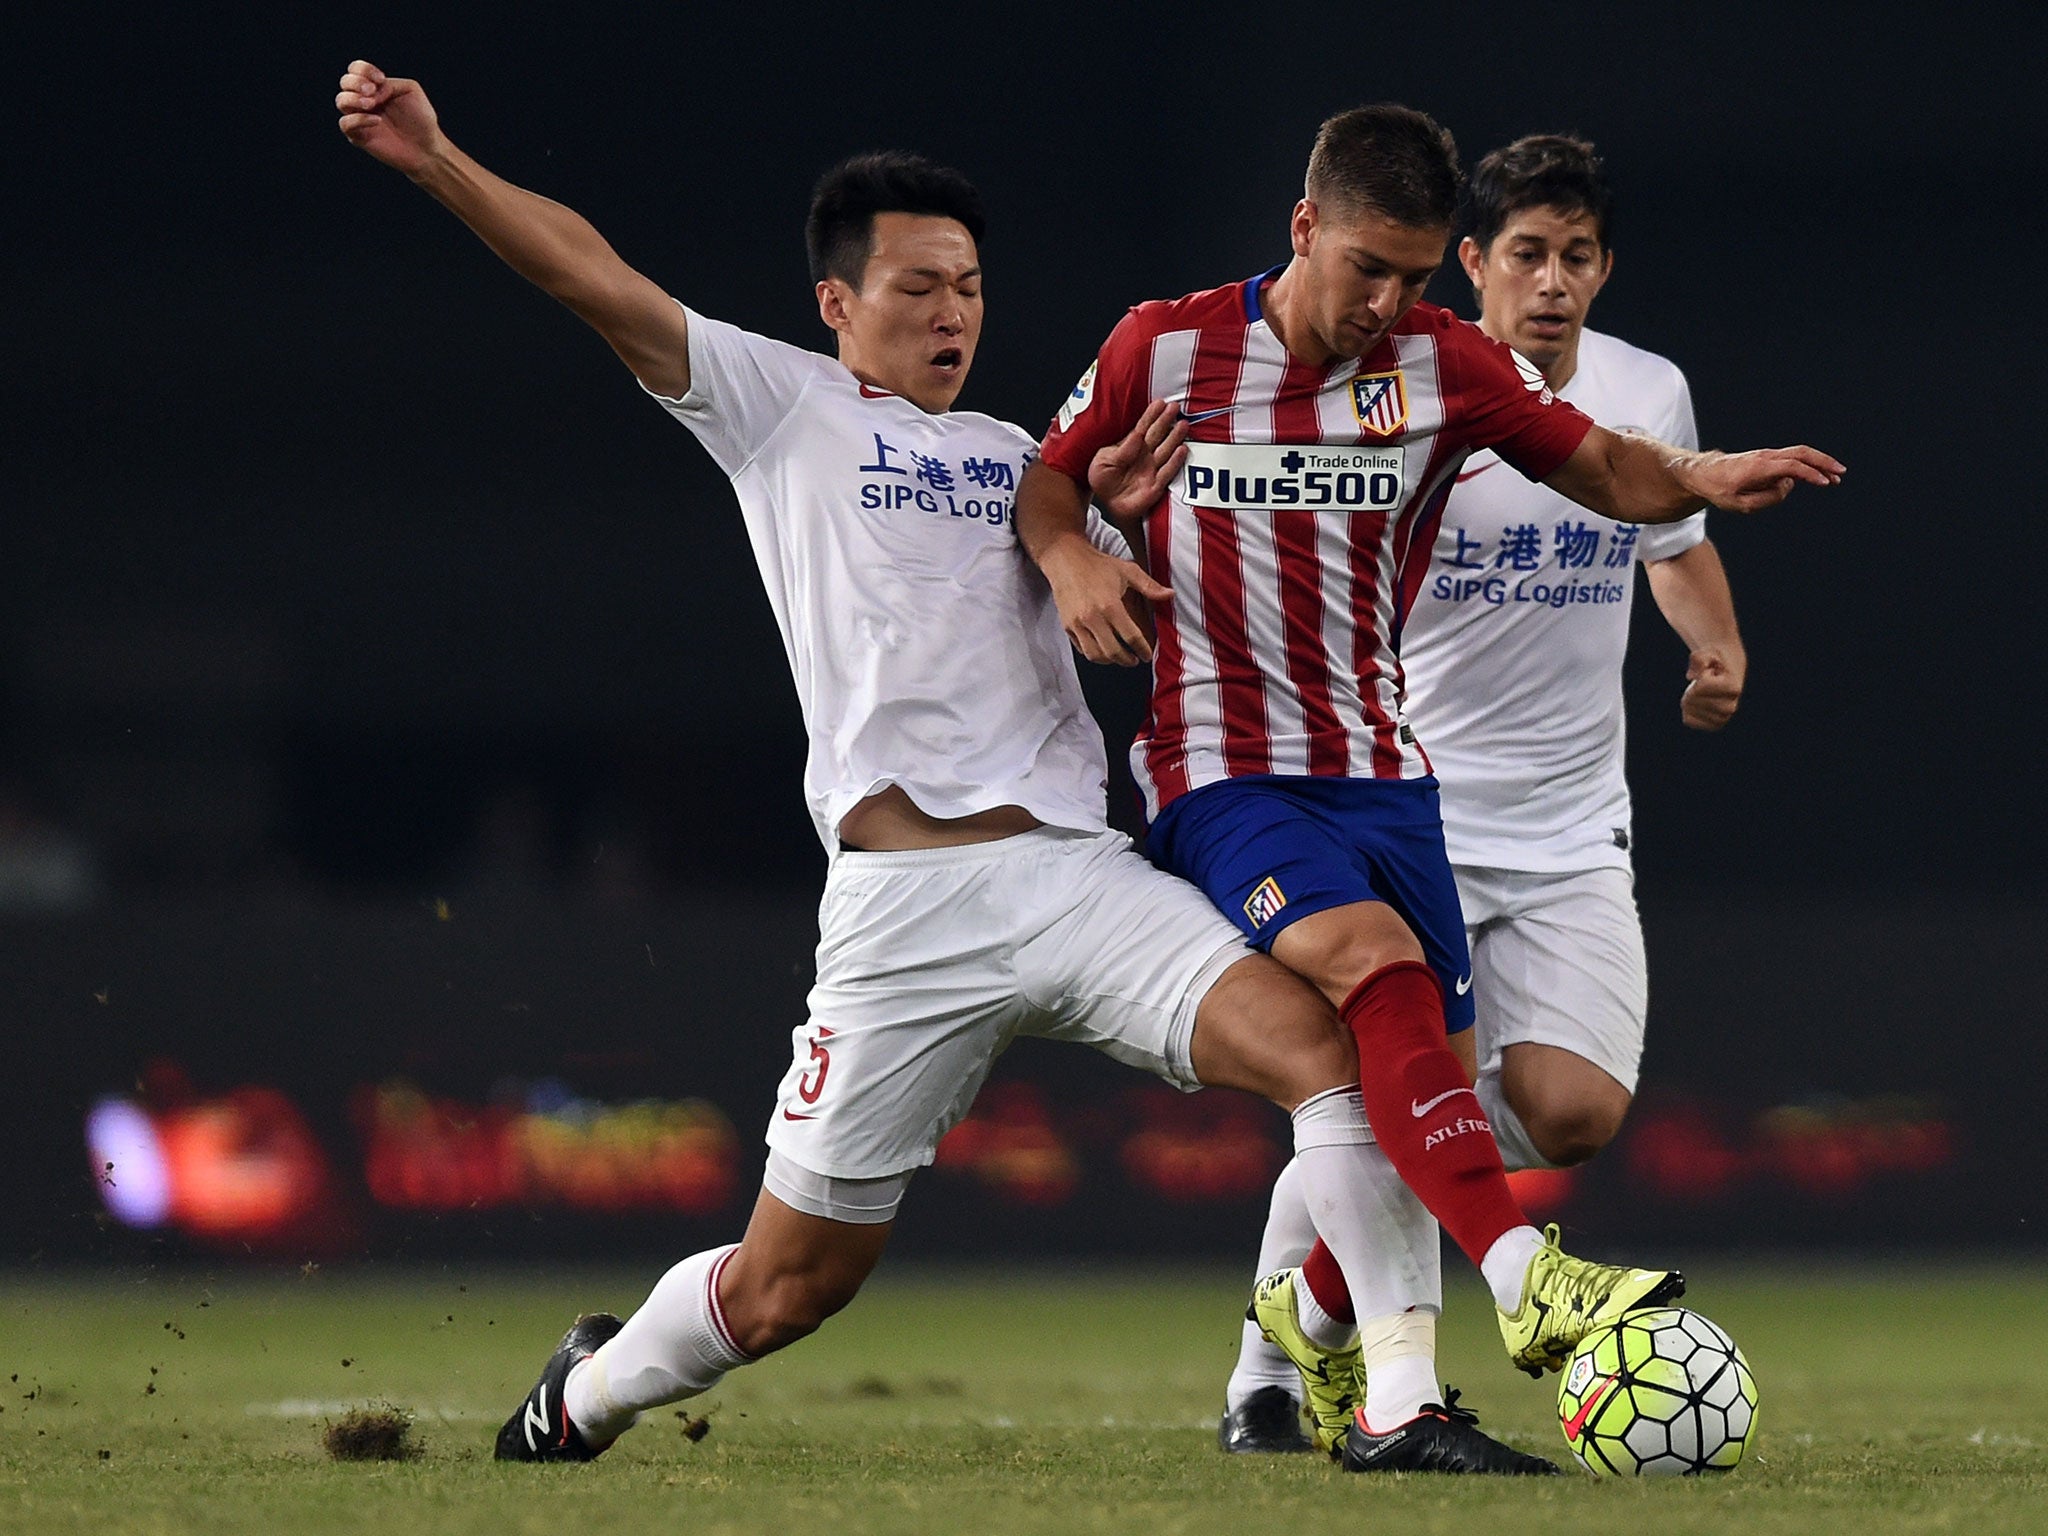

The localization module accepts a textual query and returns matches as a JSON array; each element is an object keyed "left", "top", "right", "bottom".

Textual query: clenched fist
[{"left": 336, "top": 60, "right": 443, "bottom": 178}]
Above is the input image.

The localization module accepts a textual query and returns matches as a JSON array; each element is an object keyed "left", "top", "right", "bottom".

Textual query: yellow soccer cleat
[
  {"left": 1497, "top": 1224, "right": 1685, "bottom": 1377},
  {"left": 1247, "top": 1269, "right": 1362, "bottom": 1456}
]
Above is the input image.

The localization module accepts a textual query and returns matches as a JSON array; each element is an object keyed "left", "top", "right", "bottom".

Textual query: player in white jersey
[
  {"left": 1427, "top": 133, "right": 1745, "bottom": 1164},
  {"left": 333, "top": 63, "right": 1567, "bottom": 1475},
  {"left": 1217, "top": 132, "right": 1751, "bottom": 1449}
]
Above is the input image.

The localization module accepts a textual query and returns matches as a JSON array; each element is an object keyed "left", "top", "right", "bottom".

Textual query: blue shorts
[{"left": 1145, "top": 774, "right": 1475, "bottom": 1033}]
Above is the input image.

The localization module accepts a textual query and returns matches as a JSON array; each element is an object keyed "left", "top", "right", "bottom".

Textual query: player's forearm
[
  {"left": 1646, "top": 539, "right": 1745, "bottom": 662},
  {"left": 409, "top": 141, "right": 639, "bottom": 316},
  {"left": 1579, "top": 430, "right": 1718, "bottom": 525},
  {"left": 1014, "top": 460, "right": 1099, "bottom": 574}
]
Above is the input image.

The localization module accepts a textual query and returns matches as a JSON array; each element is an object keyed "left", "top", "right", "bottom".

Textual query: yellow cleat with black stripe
[
  {"left": 1497, "top": 1224, "right": 1685, "bottom": 1376},
  {"left": 1247, "top": 1269, "right": 1362, "bottom": 1456}
]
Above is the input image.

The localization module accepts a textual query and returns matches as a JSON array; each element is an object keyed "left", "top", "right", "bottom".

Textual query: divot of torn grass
[{"left": 323, "top": 1403, "right": 422, "bottom": 1461}]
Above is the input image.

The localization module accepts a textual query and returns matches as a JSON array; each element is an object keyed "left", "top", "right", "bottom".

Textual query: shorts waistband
[{"left": 832, "top": 823, "right": 1108, "bottom": 872}]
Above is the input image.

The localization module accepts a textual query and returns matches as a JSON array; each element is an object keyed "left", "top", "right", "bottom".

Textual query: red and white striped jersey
[{"left": 1039, "top": 269, "right": 1596, "bottom": 820}]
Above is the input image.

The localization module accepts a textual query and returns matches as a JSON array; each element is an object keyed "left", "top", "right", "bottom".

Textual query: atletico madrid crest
[
  {"left": 1244, "top": 876, "right": 1288, "bottom": 927},
  {"left": 1350, "top": 371, "right": 1408, "bottom": 437}
]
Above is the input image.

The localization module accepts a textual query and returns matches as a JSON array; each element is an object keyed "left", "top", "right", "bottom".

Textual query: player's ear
[
  {"left": 1592, "top": 246, "right": 1615, "bottom": 297},
  {"left": 816, "top": 278, "right": 853, "bottom": 337},
  {"left": 1289, "top": 199, "right": 1317, "bottom": 259},
  {"left": 1458, "top": 236, "right": 1486, "bottom": 294}
]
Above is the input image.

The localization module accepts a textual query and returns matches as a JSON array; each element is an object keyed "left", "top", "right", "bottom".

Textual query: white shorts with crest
[{"left": 766, "top": 826, "right": 1247, "bottom": 1180}]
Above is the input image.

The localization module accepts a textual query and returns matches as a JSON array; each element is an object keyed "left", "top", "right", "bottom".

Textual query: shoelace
[
  {"left": 1424, "top": 1386, "right": 1481, "bottom": 1426},
  {"left": 1537, "top": 1223, "right": 1629, "bottom": 1322}
]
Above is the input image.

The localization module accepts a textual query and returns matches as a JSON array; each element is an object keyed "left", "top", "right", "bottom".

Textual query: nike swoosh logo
[
  {"left": 781, "top": 1108, "right": 817, "bottom": 1121},
  {"left": 1455, "top": 974, "right": 1473, "bottom": 995},
  {"left": 1562, "top": 1374, "right": 1619, "bottom": 1443},
  {"left": 1454, "top": 461, "right": 1498, "bottom": 483},
  {"left": 1179, "top": 404, "right": 1239, "bottom": 424},
  {"left": 1411, "top": 1087, "right": 1477, "bottom": 1118}
]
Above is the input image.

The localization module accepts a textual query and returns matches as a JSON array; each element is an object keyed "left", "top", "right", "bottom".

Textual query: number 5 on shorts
[{"left": 797, "top": 1026, "right": 835, "bottom": 1106}]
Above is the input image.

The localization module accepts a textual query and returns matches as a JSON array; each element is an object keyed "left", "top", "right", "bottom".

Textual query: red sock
[
  {"left": 1299, "top": 1236, "right": 1354, "bottom": 1324},
  {"left": 1340, "top": 960, "right": 1527, "bottom": 1267}
]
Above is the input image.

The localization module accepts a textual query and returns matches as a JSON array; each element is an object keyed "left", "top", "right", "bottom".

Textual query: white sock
[
  {"left": 1228, "top": 1318, "right": 1302, "bottom": 1409},
  {"left": 1225, "top": 1158, "right": 1316, "bottom": 1412},
  {"left": 1295, "top": 1277, "right": 1357, "bottom": 1351},
  {"left": 1289, "top": 1088, "right": 1444, "bottom": 1320},
  {"left": 564, "top": 1244, "right": 750, "bottom": 1443},
  {"left": 1480, "top": 1225, "right": 1546, "bottom": 1314},
  {"left": 1359, "top": 1310, "right": 1438, "bottom": 1430},
  {"left": 1475, "top": 1069, "right": 1555, "bottom": 1172}
]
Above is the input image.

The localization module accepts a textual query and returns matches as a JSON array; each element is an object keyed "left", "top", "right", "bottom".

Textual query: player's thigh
[
  {"left": 1187, "top": 949, "right": 1359, "bottom": 1107},
  {"left": 1468, "top": 865, "right": 1646, "bottom": 1094},
  {"left": 767, "top": 855, "right": 1022, "bottom": 1182}
]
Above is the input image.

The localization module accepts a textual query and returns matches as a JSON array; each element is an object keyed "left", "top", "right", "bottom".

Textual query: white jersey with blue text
[
  {"left": 1400, "top": 327, "right": 1705, "bottom": 872},
  {"left": 648, "top": 307, "right": 1118, "bottom": 855}
]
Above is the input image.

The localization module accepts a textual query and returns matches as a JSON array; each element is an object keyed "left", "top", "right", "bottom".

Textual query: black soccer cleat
[
  {"left": 1216, "top": 1386, "right": 1315, "bottom": 1454},
  {"left": 494, "top": 1312, "right": 626, "bottom": 1462},
  {"left": 1339, "top": 1387, "right": 1562, "bottom": 1475}
]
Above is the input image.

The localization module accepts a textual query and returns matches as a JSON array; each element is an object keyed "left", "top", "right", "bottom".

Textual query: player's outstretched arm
[
  {"left": 1545, "top": 425, "right": 1844, "bottom": 525},
  {"left": 1645, "top": 539, "right": 1746, "bottom": 731},
  {"left": 335, "top": 60, "right": 690, "bottom": 398}
]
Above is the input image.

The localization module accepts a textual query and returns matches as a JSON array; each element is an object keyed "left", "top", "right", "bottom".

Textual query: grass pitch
[{"left": 3, "top": 1259, "right": 2044, "bottom": 1535}]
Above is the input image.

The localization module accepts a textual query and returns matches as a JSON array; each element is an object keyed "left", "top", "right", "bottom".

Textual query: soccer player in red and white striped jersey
[{"left": 1016, "top": 104, "right": 1841, "bottom": 1462}]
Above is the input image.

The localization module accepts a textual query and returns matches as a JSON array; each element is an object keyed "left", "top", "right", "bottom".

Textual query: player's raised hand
[
  {"left": 1087, "top": 400, "right": 1189, "bottom": 523},
  {"left": 336, "top": 60, "right": 444, "bottom": 177},
  {"left": 1680, "top": 647, "right": 1743, "bottom": 731},
  {"left": 1688, "top": 445, "right": 1845, "bottom": 513}
]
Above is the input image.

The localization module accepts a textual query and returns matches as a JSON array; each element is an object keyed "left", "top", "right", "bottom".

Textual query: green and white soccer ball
[{"left": 1556, "top": 1306, "right": 1758, "bottom": 1476}]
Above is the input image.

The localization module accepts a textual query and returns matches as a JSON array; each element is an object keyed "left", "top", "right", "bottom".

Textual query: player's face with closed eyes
[
  {"left": 1298, "top": 206, "right": 1448, "bottom": 362},
  {"left": 819, "top": 212, "right": 984, "bottom": 413}
]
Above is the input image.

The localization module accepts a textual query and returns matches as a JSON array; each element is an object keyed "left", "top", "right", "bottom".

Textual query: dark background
[{"left": 4, "top": 3, "right": 2042, "bottom": 1260}]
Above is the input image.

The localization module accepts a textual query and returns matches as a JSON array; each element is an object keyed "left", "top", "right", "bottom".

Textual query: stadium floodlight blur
[
  {"left": 84, "top": 1084, "right": 337, "bottom": 1249},
  {"left": 80, "top": 1060, "right": 1959, "bottom": 1259},
  {"left": 355, "top": 1079, "right": 741, "bottom": 1215},
  {"left": 83, "top": 1072, "right": 747, "bottom": 1249}
]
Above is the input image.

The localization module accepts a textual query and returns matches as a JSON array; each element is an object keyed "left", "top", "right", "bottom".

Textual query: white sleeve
[
  {"left": 641, "top": 305, "right": 833, "bottom": 476},
  {"left": 1086, "top": 508, "right": 1137, "bottom": 559},
  {"left": 1640, "top": 367, "right": 1707, "bottom": 563}
]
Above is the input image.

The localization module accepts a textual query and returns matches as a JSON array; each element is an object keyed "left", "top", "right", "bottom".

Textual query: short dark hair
[
  {"left": 1466, "top": 134, "right": 1614, "bottom": 251},
  {"left": 804, "top": 152, "right": 986, "bottom": 288},
  {"left": 1305, "top": 104, "right": 1462, "bottom": 230}
]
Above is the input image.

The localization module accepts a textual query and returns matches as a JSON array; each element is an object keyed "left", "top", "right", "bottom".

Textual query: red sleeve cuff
[{"left": 1497, "top": 403, "right": 1596, "bottom": 483}]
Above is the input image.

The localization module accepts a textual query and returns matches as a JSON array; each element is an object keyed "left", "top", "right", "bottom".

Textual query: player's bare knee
[
  {"left": 1286, "top": 1024, "right": 1359, "bottom": 1104},
  {"left": 1521, "top": 1092, "right": 1631, "bottom": 1168}
]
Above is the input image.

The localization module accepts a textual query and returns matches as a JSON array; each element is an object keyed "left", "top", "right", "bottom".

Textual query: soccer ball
[{"left": 1556, "top": 1306, "right": 1758, "bottom": 1476}]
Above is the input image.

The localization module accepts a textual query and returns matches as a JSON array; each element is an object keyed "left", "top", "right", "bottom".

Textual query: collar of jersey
[{"left": 1242, "top": 264, "right": 1288, "bottom": 324}]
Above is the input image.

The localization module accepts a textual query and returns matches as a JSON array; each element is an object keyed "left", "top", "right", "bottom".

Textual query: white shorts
[
  {"left": 1455, "top": 864, "right": 1647, "bottom": 1094},
  {"left": 766, "top": 826, "right": 1248, "bottom": 1180}
]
